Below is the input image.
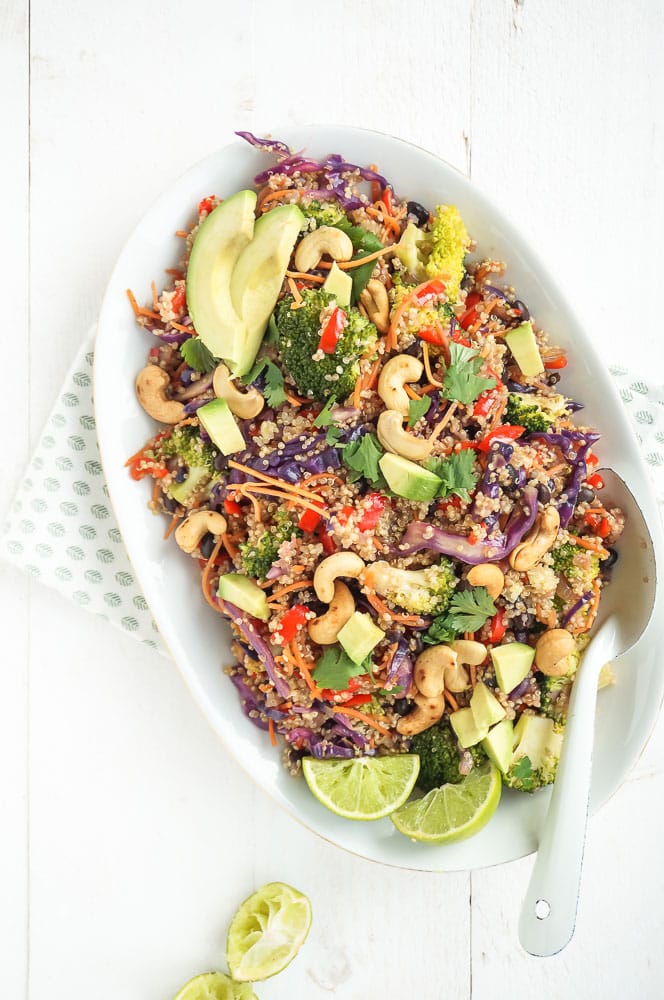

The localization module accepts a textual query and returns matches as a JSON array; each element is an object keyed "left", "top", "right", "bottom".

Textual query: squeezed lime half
[
  {"left": 226, "top": 881, "right": 312, "bottom": 982},
  {"left": 173, "top": 971, "right": 256, "bottom": 1000}
]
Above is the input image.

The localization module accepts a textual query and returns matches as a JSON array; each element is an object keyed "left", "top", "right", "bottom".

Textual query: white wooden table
[{"left": 3, "top": 2, "right": 664, "bottom": 997}]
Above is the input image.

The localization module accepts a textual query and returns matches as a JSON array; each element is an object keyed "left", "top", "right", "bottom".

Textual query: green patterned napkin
[{"left": 2, "top": 336, "right": 663, "bottom": 659}]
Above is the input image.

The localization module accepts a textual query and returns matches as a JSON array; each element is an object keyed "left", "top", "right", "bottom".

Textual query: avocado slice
[
  {"left": 470, "top": 681, "right": 506, "bottom": 730},
  {"left": 490, "top": 641, "right": 535, "bottom": 694},
  {"left": 229, "top": 203, "right": 304, "bottom": 376},
  {"left": 323, "top": 262, "right": 353, "bottom": 307},
  {"left": 512, "top": 713, "right": 563, "bottom": 770},
  {"left": 197, "top": 397, "right": 245, "bottom": 456},
  {"left": 337, "top": 612, "right": 384, "bottom": 665},
  {"left": 449, "top": 706, "right": 489, "bottom": 749},
  {"left": 217, "top": 573, "right": 270, "bottom": 621},
  {"left": 379, "top": 453, "right": 441, "bottom": 502},
  {"left": 504, "top": 320, "right": 544, "bottom": 377},
  {"left": 186, "top": 189, "right": 257, "bottom": 366},
  {"left": 481, "top": 718, "right": 514, "bottom": 774}
]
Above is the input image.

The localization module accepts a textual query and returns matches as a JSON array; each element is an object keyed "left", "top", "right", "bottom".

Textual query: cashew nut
[
  {"left": 376, "top": 409, "right": 433, "bottom": 461},
  {"left": 377, "top": 355, "right": 424, "bottom": 415},
  {"left": 414, "top": 645, "right": 457, "bottom": 698},
  {"left": 135, "top": 366, "right": 185, "bottom": 424},
  {"left": 535, "top": 629, "right": 576, "bottom": 677},
  {"left": 294, "top": 226, "right": 354, "bottom": 273},
  {"left": 509, "top": 506, "right": 561, "bottom": 571},
  {"left": 213, "top": 364, "right": 264, "bottom": 419},
  {"left": 447, "top": 639, "right": 487, "bottom": 690},
  {"left": 466, "top": 563, "right": 505, "bottom": 600},
  {"left": 359, "top": 279, "right": 390, "bottom": 334},
  {"left": 313, "top": 551, "right": 366, "bottom": 603},
  {"left": 308, "top": 580, "right": 355, "bottom": 645},
  {"left": 396, "top": 693, "right": 445, "bottom": 736},
  {"left": 174, "top": 510, "right": 228, "bottom": 554}
]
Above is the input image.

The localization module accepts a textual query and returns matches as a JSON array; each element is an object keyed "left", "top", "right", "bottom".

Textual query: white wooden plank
[{"left": 0, "top": 0, "right": 30, "bottom": 996}]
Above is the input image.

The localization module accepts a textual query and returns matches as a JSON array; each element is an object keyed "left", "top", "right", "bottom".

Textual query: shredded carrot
[
  {"left": 372, "top": 537, "right": 384, "bottom": 551},
  {"left": 268, "top": 579, "right": 314, "bottom": 602},
  {"left": 444, "top": 690, "right": 459, "bottom": 712},
  {"left": 175, "top": 230, "right": 189, "bottom": 238},
  {"left": 570, "top": 579, "right": 602, "bottom": 635},
  {"left": 125, "top": 288, "right": 161, "bottom": 321},
  {"left": 365, "top": 591, "right": 426, "bottom": 626},
  {"left": 338, "top": 247, "right": 394, "bottom": 271},
  {"left": 545, "top": 461, "right": 570, "bottom": 478},
  {"left": 365, "top": 205, "right": 401, "bottom": 238},
  {"left": 286, "top": 270, "right": 326, "bottom": 285},
  {"left": 201, "top": 538, "right": 225, "bottom": 615},
  {"left": 404, "top": 384, "right": 422, "bottom": 401},
  {"left": 169, "top": 321, "right": 193, "bottom": 333},
  {"left": 486, "top": 396, "right": 508, "bottom": 433},
  {"left": 422, "top": 341, "right": 444, "bottom": 387},
  {"left": 377, "top": 641, "right": 399, "bottom": 673},
  {"left": 163, "top": 513, "right": 180, "bottom": 541},
  {"left": 565, "top": 534, "right": 610, "bottom": 558},
  {"left": 268, "top": 718, "right": 276, "bottom": 746},
  {"left": 237, "top": 484, "right": 262, "bottom": 523},
  {"left": 386, "top": 276, "right": 448, "bottom": 351},
  {"left": 227, "top": 460, "right": 322, "bottom": 501},
  {"left": 151, "top": 281, "right": 159, "bottom": 311},
  {"left": 241, "top": 482, "right": 327, "bottom": 516},
  {"left": 289, "top": 640, "right": 321, "bottom": 696},
  {"left": 221, "top": 532, "right": 239, "bottom": 560},
  {"left": 258, "top": 187, "right": 298, "bottom": 211},
  {"left": 429, "top": 401, "right": 459, "bottom": 441},
  {"left": 332, "top": 706, "right": 391, "bottom": 737},
  {"left": 365, "top": 356, "right": 383, "bottom": 390},
  {"left": 285, "top": 390, "right": 309, "bottom": 407},
  {"left": 288, "top": 277, "right": 303, "bottom": 308},
  {"left": 165, "top": 268, "right": 184, "bottom": 278}
]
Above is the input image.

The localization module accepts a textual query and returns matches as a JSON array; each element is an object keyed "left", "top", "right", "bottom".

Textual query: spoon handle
[{"left": 518, "top": 622, "right": 615, "bottom": 956}]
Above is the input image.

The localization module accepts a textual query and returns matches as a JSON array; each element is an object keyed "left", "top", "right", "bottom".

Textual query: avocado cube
[
  {"left": 379, "top": 453, "right": 442, "bottom": 502},
  {"left": 323, "top": 262, "right": 353, "bottom": 307},
  {"left": 505, "top": 320, "right": 544, "bottom": 377},
  {"left": 217, "top": 573, "right": 270, "bottom": 621},
  {"left": 337, "top": 612, "right": 384, "bottom": 665},
  {"left": 481, "top": 718, "right": 514, "bottom": 774},
  {"left": 449, "top": 706, "right": 489, "bottom": 749},
  {"left": 490, "top": 642, "right": 536, "bottom": 694},
  {"left": 198, "top": 397, "right": 246, "bottom": 456},
  {"left": 470, "top": 681, "right": 507, "bottom": 730}
]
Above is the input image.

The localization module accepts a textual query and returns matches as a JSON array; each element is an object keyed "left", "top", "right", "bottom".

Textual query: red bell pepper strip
[
  {"left": 473, "top": 390, "right": 496, "bottom": 418},
  {"left": 343, "top": 693, "right": 373, "bottom": 708},
  {"left": 459, "top": 291, "right": 482, "bottom": 331},
  {"left": 298, "top": 507, "right": 323, "bottom": 532},
  {"left": 198, "top": 195, "right": 217, "bottom": 216},
  {"left": 129, "top": 457, "right": 168, "bottom": 481},
  {"left": 318, "top": 526, "right": 337, "bottom": 555},
  {"left": 476, "top": 425, "right": 525, "bottom": 452},
  {"left": 381, "top": 187, "right": 394, "bottom": 215},
  {"left": 543, "top": 355, "right": 568, "bottom": 369},
  {"left": 224, "top": 498, "right": 242, "bottom": 516},
  {"left": 275, "top": 604, "right": 309, "bottom": 644},
  {"left": 489, "top": 609, "right": 507, "bottom": 644},
  {"left": 418, "top": 325, "right": 447, "bottom": 347},
  {"left": 336, "top": 505, "right": 354, "bottom": 526},
  {"left": 318, "top": 307, "right": 347, "bottom": 354},
  {"left": 586, "top": 473, "right": 604, "bottom": 490},
  {"left": 171, "top": 285, "right": 186, "bottom": 314},
  {"left": 413, "top": 278, "right": 447, "bottom": 306},
  {"left": 358, "top": 493, "right": 387, "bottom": 531}
]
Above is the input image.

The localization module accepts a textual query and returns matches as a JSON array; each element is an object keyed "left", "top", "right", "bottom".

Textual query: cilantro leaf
[
  {"left": 407, "top": 396, "right": 432, "bottom": 427},
  {"left": 508, "top": 755, "right": 538, "bottom": 792},
  {"left": 334, "top": 220, "right": 383, "bottom": 302},
  {"left": 325, "top": 426, "right": 344, "bottom": 446},
  {"left": 313, "top": 646, "right": 371, "bottom": 690},
  {"left": 264, "top": 313, "right": 280, "bottom": 345},
  {"left": 425, "top": 449, "right": 479, "bottom": 501},
  {"left": 245, "top": 357, "right": 287, "bottom": 408},
  {"left": 342, "top": 433, "right": 385, "bottom": 485},
  {"left": 442, "top": 342, "right": 496, "bottom": 405},
  {"left": 313, "top": 396, "right": 336, "bottom": 428},
  {"left": 444, "top": 586, "right": 497, "bottom": 632},
  {"left": 180, "top": 337, "right": 217, "bottom": 373},
  {"left": 422, "top": 617, "right": 458, "bottom": 646}
]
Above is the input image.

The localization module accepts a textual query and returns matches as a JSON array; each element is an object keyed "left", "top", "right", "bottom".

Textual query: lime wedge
[
  {"left": 391, "top": 760, "right": 502, "bottom": 843},
  {"left": 226, "top": 882, "right": 312, "bottom": 983},
  {"left": 173, "top": 971, "right": 256, "bottom": 1000},
  {"left": 302, "top": 754, "right": 420, "bottom": 821}
]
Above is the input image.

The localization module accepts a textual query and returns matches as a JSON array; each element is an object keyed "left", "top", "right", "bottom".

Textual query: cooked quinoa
[{"left": 127, "top": 133, "right": 624, "bottom": 785}]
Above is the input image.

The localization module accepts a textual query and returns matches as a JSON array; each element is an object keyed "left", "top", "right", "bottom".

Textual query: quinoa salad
[{"left": 126, "top": 131, "right": 625, "bottom": 821}]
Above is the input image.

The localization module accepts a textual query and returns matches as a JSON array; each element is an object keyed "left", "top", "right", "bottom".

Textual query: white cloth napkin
[{"left": 2, "top": 333, "right": 663, "bottom": 658}]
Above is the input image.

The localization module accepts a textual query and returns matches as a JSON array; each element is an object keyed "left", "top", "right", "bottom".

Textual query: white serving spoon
[{"left": 519, "top": 469, "right": 658, "bottom": 956}]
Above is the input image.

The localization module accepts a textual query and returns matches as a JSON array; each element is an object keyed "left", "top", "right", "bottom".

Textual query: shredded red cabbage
[
  {"left": 562, "top": 590, "right": 593, "bottom": 625},
  {"left": 527, "top": 431, "right": 600, "bottom": 527},
  {"left": 235, "top": 131, "right": 291, "bottom": 158},
  {"left": 221, "top": 601, "right": 290, "bottom": 698},
  {"left": 227, "top": 673, "right": 270, "bottom": 731},
  {"left": 399, "top": 486, "right": 539, "bottom": 564},
  {"left": 384, "top": 635, "right": 413, "bottom": 691}
]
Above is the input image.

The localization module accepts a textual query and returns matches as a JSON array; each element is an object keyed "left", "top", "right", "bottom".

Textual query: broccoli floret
[
  {"left": 505, "top": 393, "right": 554, "bottom": 433},
  {"left": 159, "top": 425, "right": 218, "bottom": 504},
  {"left": 276, "top": 289, "right": 377, "bottom": 402},
  {"left": 539, "top": 674, "right": 573, "bottom": 723},
  {"left": 410, "top": 718, "right": 465, "bottom": 789},
  {"left": 424, "top": 204, "right": 470, "bottom": 301},
  {"left": 300, "top": 199, "right": 346, "bottom": 229},
  {"left": 363, "top": 559, "right": 458, "bottom": 616},
  {"left": 239, "top": 509, "right": 300, "bottom": 581},
  {"left": 551, "top": 542, "right": 600, "bottom": 584},
  {"left": 502, "top": 714, "right": 563, "bottom": 793}
]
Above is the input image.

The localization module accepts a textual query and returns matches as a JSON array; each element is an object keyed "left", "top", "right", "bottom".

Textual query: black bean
[
  {"left": 513, "top": 612, "right": 536, "bottom": 630},
  {"left": 174, "top": 467, "right": 186, "bottom": 482},
  {"left": 512, "top": 299, "right": 530, "bottom": 321},
  {"left": 199, "top": 533, "right": 216, "bottom": 559},
  {"left": 537, "top": 482, "right": 552, "bottom": 504},
  {"left": 547, "top": 372, "right": 561, "bottom": 386},
  {"left": 577, "top": 486, "right": 595, "bottom": 505},
  {"left": 214, "top": 453, "right": 226, "bottom": 472},
  {"left": 162, "top": 494, "right": 177, "bottom": 512},
  {"left": 603, "top": 547, "right": 619, "bottom": 570},
  {"left": 406, "top": 200, "right": 429, "bottom": 226},
  {"left": 465, "top": 420, "right": 481, "bottom": 440},
  {"left": 514, "top": 630, "right": 528, "bottom": 644},
  {"left": 393, "top": 698, "right": 412, "bottom": 716}
]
